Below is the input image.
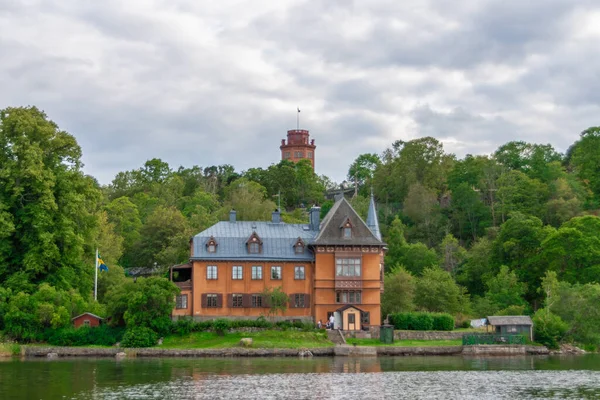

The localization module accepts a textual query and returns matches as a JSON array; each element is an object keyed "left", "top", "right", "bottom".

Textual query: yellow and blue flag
[{"left": 97, "top": 254, "right": 109, "bottom": 272}]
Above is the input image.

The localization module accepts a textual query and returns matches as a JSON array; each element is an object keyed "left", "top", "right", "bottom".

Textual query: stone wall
[
  {"left": 462, "top": 345, "right": 549, "bottom": 356},
  {"left": 378, "top": 346, "right": 463, "bottom": 356},
  {"left": 173, "top": 315, "right": 314, "bottom": 323}
]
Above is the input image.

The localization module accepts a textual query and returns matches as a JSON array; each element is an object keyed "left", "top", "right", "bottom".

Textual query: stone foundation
[
  {"left": 462, "top": 345, "right": 549, "bottom": 355},
  {"left": 394, "top": 331, "right": 465, "bottom": 340}
]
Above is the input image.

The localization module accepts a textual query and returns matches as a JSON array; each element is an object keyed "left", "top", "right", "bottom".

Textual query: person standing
[{"left": 329, "top": 314, "right": 335, "bottom": 330}]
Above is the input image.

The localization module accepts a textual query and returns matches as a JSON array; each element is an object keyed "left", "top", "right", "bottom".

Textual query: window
[
  {"left": 335, "top": 258, "right": 361, "bottom": 277},
  {"left": 295, "top": 151, "right": 304, "bottom": 158},
  {"left": 252, "top": 266, "right": 263, "bottom": 280},
  {"left": 284, "top": 152, "right": 291, "bottom": 159},
  {"left": 252, "top": 294, "right": 262, "bottom": 308},
  {"left": 294, "top": 294, "right": 305, "bottom": 308},
  {"left": 207, "top": 265, "right": 218, "bottom": 280},
  {"left": 362, "top": 311, "right": 370, "bottom": 325},
  {"left": 206, "top": 294, "right": 218, "bottom": 308},
  {"left": 206, "top": 237, "right": 218, "bottom": 253},
  {"left": 294, "top": 266, "right": 305, "bottom": 280},
  {"left": 83, "top": 320, "right": 90, "bottom": 327},
  {"left": 271, "top": 266, "right": 282, "bottom": 280},
  {"left": 248, "top": 242, "right": 260, "bottom": 254},
  {"left": 308, "top": 151, "right": 313, "bottom": 159},
  {"left": 336, "top": 290, "right": 361, "bottom": 304},
  {"left": 343, "top": 227, "right": 352, "bottom": 238},
  {"left": 176, "top": 294, "right": 188, "bottom": 309},
  {"left": 295, "top": 244, "right": 304, "bottom": 254},
  {"left": 232, "top": 294, "right": 243, "bottom": 308},
  {"left": 232, "top": 266, "right": 243, "bottom": 280}
]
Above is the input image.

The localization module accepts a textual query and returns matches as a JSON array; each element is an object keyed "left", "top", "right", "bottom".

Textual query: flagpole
[
  {"left": 297, "top": 107, "right": 300, "bottom": 130},
  {"left": 94, "top": 248, "right": 98, "bottom": 301}
]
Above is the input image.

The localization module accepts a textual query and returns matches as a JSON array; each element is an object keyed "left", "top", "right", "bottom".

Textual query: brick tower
[{"left": 280, "top": 129, "right": 316, "bottom": 168}]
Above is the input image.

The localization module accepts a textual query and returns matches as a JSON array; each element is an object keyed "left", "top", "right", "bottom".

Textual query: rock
[
  {"left": 560, "top": 344, "right": 586, "bottom": 354},
  {"left": 298, "top": 348, "right": 313, "bottom": 357},
  {"left": 47, "top": 352, "right": 58, "bottom": 358},
  {"left": 239, "top": 338, "right": 253, "bottom": 347},
  {"left": 157, "top": 338, "right": 164, "bottom": 345},
  {"left": 115, "top": 352, "right": 126, "bottom": 358}
]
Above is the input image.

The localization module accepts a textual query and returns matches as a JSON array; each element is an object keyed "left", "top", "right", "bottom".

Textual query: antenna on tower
[{"left": 297, "top": 107, "right": 301, "bottom": 130}]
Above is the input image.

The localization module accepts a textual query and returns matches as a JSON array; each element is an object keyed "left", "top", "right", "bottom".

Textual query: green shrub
[
  {"left": 411, "top": 313, "right": 434, "bottom": 330},
  {"left": 213, "top": 319, "right": 231, "bottom": 335},
  {"left": 533, "top": 309, "right": 569, "bottom": 349},
  {"left": 121, "top": 327, "right": 158, "bottom": 348},
  {"left": 389, "top": 313, "right": 410, "bottom": 330},
  {"left": 173, "top": 318, "right": 194, "bottom": 336},
  {"left": 275, "top": 321, "right": 292, "bottom": 330},
  {"left": 149, "top": 316, "right": 174, "bottom": 337},
  {"left": 461, "top": 320, "right": 471, "bottom": 329},
  {"left": 194, "top": 321, "right": 213, "bottom": 332},
  {"left": 432, "top": 314, "right": 454, "bottom": 331},
  {"left": 46, "top": 325, "right": 125, "bottom": 346}
]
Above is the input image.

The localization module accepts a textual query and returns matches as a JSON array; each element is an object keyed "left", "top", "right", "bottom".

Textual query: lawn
[
  {"left": 345, "top": 338, "right": 462, "bottom": 347},
  {"left": 159, "top": 330, "right": 334, "bottom": 349}
]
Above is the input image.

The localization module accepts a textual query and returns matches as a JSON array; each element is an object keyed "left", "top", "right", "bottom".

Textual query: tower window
[{"left": 308, "top": 152, "right": 313, "bottom": 159}]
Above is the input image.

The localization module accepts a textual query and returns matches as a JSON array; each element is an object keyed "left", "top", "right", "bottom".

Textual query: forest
[{"left": 1, "top": 106, "right": 600, "bottom": 349}]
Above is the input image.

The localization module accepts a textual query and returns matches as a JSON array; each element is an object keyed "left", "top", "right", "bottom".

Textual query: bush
[
  {"left": 389, "top": 313, "right": 410, "bottom": 330},
  {"left": 46, "top": 325, "right": 125, "bottom": 346},
  {"left": 213, "top": 319, "right": 231, "bottom": 335},
  {"left": 173, "top": 318, "right": 194, "bottom": 336},
  {"left": 275, "top": 321, "right": 292, "bottom": 330},
  {"left": 411, "top": 313, "right": 434, "bottom": 330},
  {"left": 432, "top": 314, "right": 454, "bottom": 331},
  {"left": 121, "top": 327, "right": 158, "bottom": 348},
  {"left": 533, "top": 309, "right": 569, "bottom": 349},
  {"left": 461, "top": 320, "right": 471, "bottom": 329}
]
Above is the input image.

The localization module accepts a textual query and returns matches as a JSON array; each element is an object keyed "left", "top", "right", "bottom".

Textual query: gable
[{"left": 314, "top": 198, "right": 384, "bottom": 246}]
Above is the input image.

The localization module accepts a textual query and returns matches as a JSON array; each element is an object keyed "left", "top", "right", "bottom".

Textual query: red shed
[{"left": 72, "top": 312, "right": 103, "bottom": 328}]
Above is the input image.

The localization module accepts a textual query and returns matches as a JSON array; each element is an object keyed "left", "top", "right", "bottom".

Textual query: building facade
[
  {"left": 280, "top": 129, "right": 316, "bottom": 168},
  {"left": 171, "top": 196, "right": 385, "bottom": 329}
]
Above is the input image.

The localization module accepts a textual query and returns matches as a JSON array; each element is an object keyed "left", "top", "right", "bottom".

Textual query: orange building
[
  {"left": 280, "top": 129, "right": 316, "bottom": 168},
  {"left": 171, "top": 195, "right": 385, "bottom": 330}
]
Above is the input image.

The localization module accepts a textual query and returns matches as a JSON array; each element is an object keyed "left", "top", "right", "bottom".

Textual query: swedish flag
[{"left": 97, "top": 254, "right": 109, "bottom": 272}]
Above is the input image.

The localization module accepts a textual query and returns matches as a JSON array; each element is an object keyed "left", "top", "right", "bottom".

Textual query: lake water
[{"left": 1, "top": 355, "right": 600, "bottom": 399}]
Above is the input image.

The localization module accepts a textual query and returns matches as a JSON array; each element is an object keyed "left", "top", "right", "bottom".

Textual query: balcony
[
  {"left": 335, "top": 280, "right": 362, "bottom": 290},
  {"left": 174, "top": 280, "right": 192, "bottom": 290}
]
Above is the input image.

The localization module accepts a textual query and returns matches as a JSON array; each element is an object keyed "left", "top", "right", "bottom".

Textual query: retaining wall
[{"left": 462, "top": 345, "right": 549, "bottom": 356}]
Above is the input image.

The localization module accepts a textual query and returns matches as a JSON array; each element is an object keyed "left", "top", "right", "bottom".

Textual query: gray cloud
[{"left": 1, "top": 0, "right": 599, "bottom": 184}]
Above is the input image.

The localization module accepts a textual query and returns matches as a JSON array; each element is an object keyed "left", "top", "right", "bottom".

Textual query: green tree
[
  {"left": 439, "top": 234, "right": 466, "bottom": 275},
  {"left": 381, "top": 267, "right": 415, "bottom": 318},
  {"left": 221, "top": 178, "right": 277, "bottom": 220},
  {"left": 456, "top": 237, "right": 494, "bottom": 297},
  {"left": 569, "top": 127, "right": 600, "bottom": 203},
  {"left": 261, "top": 286, "right": 288, "bottom": 320},
  {"left": 0, "top": 106, "right": 101, "bottom": 294},
  {"left": 347, "top": 153, "right": 381, "bottom": 190},
  {"left": 384, "top": 217, "right": 438, "bottom": 275},
  {"left": 415, "top": 267, "right": 470, "bottom": 315},
  {"left": 105, "top": 277, "right": 179, "bottom": 335},
  {"left": 483, "top": 265, "right": 528, "bottom": 313},
  {"left": 497, "top": 170, "right": 548, "bottom": 222}
]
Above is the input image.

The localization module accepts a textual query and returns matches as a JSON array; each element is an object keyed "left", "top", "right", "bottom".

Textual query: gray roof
[
  {"left": 366, "top": 192, "right": 381, "bottom": 241},
  {"left": 314, "top": 197, "right": 385, "bottom": 246},
  {"left": 487, "top": 316, "right": 533, "bottom": 326},
  {"left": 192, "top": 221, "right": 317, "bottom": 261}
]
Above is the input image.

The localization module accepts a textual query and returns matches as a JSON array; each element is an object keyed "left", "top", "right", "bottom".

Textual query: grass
[
  {"left": 345, "top": 338, "right": 462, "bottom": 347},
  {"left": 159, "top": 330, "right": 334, "bottom": 349},
  {"left": 0, "top": 342, "right": 21, "bottom": 356}
]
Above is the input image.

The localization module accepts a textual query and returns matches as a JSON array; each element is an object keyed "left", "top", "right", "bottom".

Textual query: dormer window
[
  {"left": 294, "top": 238, "right": 305, "bottom": 254},
  {"left": 340, "top": 217, "right": 353, "bottom": 239},
  {"left": 206, "top": 237, "right": 218, "bottom": 253},
  {"left": 246, "top": 231, "right": 263, "bottom": 254}
]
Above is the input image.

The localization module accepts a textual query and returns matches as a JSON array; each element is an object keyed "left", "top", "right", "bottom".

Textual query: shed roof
[
  {"left": 71, "top": 312, "right": 103, "bottom": 321},
  {"left": 487, "top": 316, "right": 533, "bottom": 326}
]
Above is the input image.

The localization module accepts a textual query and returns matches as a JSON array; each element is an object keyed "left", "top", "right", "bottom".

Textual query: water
[{"left": 1, "top": 355, "right": 600, "bottom": 399}]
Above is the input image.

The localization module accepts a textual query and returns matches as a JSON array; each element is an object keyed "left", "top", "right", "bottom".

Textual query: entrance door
[
  {"left": 348, "top": 313, "right": 356, "bottom": 331},
  {"left": 334, "top": 312, "right": 342, "bottom": 330}
]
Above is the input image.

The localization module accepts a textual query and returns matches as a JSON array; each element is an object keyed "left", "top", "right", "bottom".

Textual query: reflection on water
[{"left": 0, "top": 355, "right": 599, "bottom": 399}]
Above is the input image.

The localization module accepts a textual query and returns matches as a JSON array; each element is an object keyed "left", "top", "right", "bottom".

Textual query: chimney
[
  {"left": 272, "top": 209, "right": 281, "bottom": 224},
  {"left": 229, "top": 210, "right": 237, "bottom": 223},
  {"left": 309, "top": 207, "right": 321, "bottom": 231}
]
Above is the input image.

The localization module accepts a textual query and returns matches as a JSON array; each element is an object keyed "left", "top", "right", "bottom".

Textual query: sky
[{"left": 1, "top": 0, "right": 600, "bottom": 185}]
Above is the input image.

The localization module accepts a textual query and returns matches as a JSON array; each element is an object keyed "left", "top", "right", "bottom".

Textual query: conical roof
[{"left": 366, "top": 191, "right": 382, "bottom": 240}]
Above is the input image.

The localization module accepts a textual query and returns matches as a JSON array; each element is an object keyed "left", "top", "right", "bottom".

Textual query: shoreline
[{"left": 19, "top": 344, "right": 551, "bottom": 359}]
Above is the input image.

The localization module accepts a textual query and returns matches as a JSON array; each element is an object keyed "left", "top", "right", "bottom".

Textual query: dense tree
[
  {"left": 381, "top": 267, "right": 415, "bottom": 317},
  {"left": 0, "top": 106, "right": 101, "bottom": 294},
  {"left": 569, "top": 127, "right": 600, "bottom": 204},
  {"left": 415, "top": 267, "right": 470, "bottom": 315},
  {"left": 347, "top": 153, "right": 381, "bottom": 190},
  {"left": 384, "top": 217, "right": 439, "bottom": 275},
  {"left": 221, "top": 178, "right": 277, "bottom": 221},
  {"left": 439, "top": 234, "right": 467, "bottom": 275}
]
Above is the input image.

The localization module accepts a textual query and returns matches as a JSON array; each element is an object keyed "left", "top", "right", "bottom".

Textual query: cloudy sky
[{"left": 1, "top": 0, "right": 599, "bottom": 184}]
